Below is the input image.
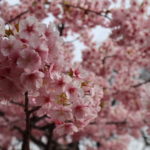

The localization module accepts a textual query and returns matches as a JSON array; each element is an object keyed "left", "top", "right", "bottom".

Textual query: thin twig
[
  {"left": 29, "top": 106, "right": 41, "bottom": 114},
  {"left": 6, "top": 10, "right": 29, "bottom": 24},
  {"left": 132, "top": 79, "right": 150, "bottom": 88},
  {"left": 10, "top": 100, "right": 24, "bottom": 107},
  {"left": 61, "top": 2, "right": 111, "bottom": 20},
  {"left": 30, "top": 135, "right": 46, "bottom": 148},
  {"left": 106, "top": 120, "right": 127, "bottom": 125},
  {"left": 30, "top": 114, "right": 49, "bottom": 127}
]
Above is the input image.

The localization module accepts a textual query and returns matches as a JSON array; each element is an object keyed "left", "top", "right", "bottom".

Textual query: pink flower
[
  {"left": 17, "top": 48, "right": 41, "bottom": 72},
  {"left": 50, "top": 107, "right": 73, "bottom": 121},
  {"left": 0, "top": 77, "right": 22, "bottom": 99},
  {"left": 29, "top": 35, "right": 49, "bottom": 61},
  {"left": 73, "top": 104, "right": 95, "bottom": 121},
  {"left": 54, "top": 123, "right": 78, "bottom": 137},
  {"left": 0, "top": 37, "right": 22, "bottom": 56},
  {"left": 109, "top": 105, "right": 128, "bottom": 122},
  {"left": 19, "top": 16, "right": 41, "bottom": 37},
  {"left": 20, "top": 71, "right": 44, "bottom": 90}
]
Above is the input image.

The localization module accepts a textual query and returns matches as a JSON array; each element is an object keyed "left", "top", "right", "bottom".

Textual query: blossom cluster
[
  {"left": 0, "top": 16, "right": 63, "bottom": 99},
  {"left": 50, "top": 0, "right": 112, "bottom": 35},
  {"left": 0, "top": 0, "right": 50, "bottom": 23},
  {"left": 0, "top": 16, "right": 103, "bottom": 148}
]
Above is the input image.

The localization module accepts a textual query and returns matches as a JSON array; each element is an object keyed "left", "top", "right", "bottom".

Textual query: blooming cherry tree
[{"left": 0, "top": 0, "right": 150, "bottom": 150}]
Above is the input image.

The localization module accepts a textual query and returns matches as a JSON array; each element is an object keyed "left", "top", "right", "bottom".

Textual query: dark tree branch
[
  {"left": 106, "top": 120, "right": 127, "bottom": 125},
  {"left": 22, "top": 92, "right": 31, "bottom": 150},
  {"left": 10, "top": 100, "right": 24, "bottom": 107},
  {"left": 68, "top": 142, "right": 79, "bottom": 150},
  {"left": 12, "top": 126, "right": 24, "bottom": 134},
  {"left": 30, "top": 135, "right": 46, "bottom": 148},
  {"left": 57, "top": 23, "right": 65, "bottom": 36},
  {"left": 12, "top": 125, "right": 46, "bottom": 149},
  {"left": 29, "top": 106, "right": 41, "bottom": 114},
  {"left": 30, "top": 114, "right": 49, "bottom": 124},
  {"left": 141, "top": 130, "right": 150, "bottom": 146},
  {"left": 132, "top": 79, "right": 150, "bottom": 88},
  {"left": 45, "top": 123, "right": 55, "bottom": 150}
]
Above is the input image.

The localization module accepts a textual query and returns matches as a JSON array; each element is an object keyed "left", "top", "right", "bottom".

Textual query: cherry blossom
[{"left": 0, "top": 0, "right": 150, "bottom": 150}]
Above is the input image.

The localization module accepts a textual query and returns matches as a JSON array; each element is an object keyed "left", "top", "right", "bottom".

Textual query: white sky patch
[
  {"left": 92, "top": 26, "right": 111, "bottom": 46},
  {"left": 43, "top": 13, "right": 55, "bottom": 24},
  {"left": 5, "top": 0, "right": 20, "bottom": 5}
]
